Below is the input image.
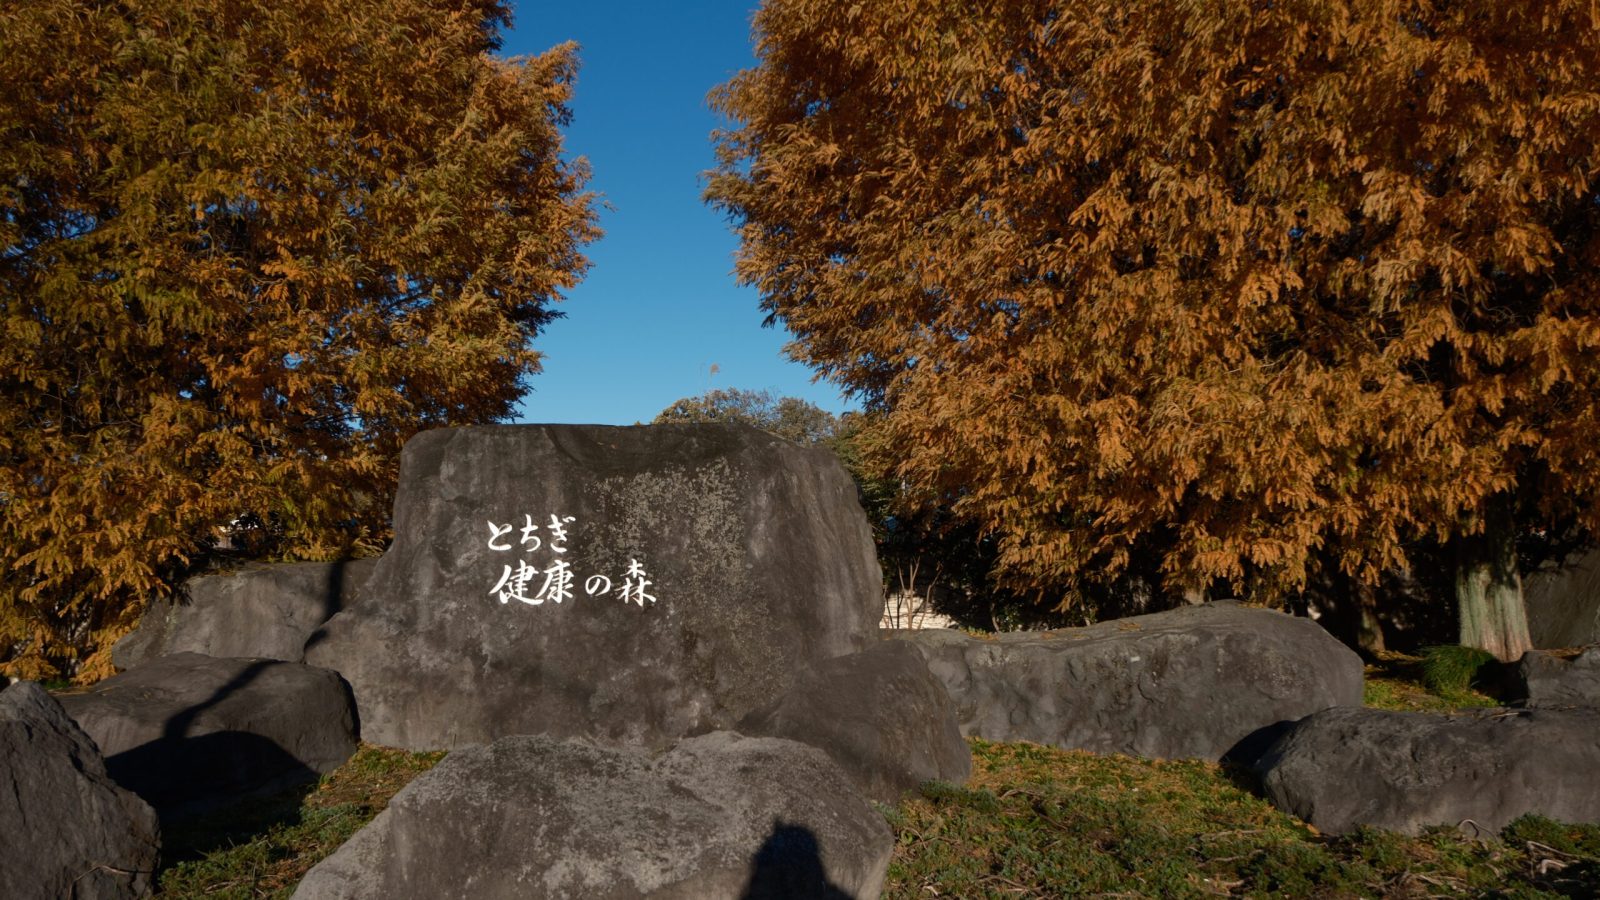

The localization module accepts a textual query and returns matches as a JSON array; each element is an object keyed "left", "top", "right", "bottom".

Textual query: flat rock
[
  {"left": 59, "top": 653, "right": 357, "bottom": 815},
  {"left": 889, "top": 602, "right": 1363, "bottom": 761},
  {"left": 1, "top": 681, "right": 160, "bottom": 900},
  {"left": 1524, "top": 548, "right": 1600, "bottom": 649},
  {"left": 293, "top": 731, "right": 893, "bottom": 900},
  {"left": 739, "top": 639, "right": 971, "bottom": 804},
  {"left": 1255, "top": 706, "right": 1600, "bottom": 834},
  {"left": 1516, "top": 649, "right": 1600, "bottom": 708},
  {"left": 113, "top": 558, "right": 378, "bottom": 670},
  {"left": 305, "top": 424, "right": 882, "bottom": 751}
]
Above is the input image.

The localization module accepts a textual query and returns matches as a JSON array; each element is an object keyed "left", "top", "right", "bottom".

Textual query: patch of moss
[{"left": 883, "top": 739, "right": 1600, "bottom": 898}]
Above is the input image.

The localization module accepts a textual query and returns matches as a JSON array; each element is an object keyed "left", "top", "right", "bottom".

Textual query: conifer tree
[
  {"left": 1, "top": 0, "right": 597, "bottom": 678},
  {"left": 708, "top": 0, "right": 1600, "bottom": 659}
]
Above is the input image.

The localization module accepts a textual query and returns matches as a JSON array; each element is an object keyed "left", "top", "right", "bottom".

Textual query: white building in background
[{"left": 880, "top": 589, "right": 956, "bottom": 630}]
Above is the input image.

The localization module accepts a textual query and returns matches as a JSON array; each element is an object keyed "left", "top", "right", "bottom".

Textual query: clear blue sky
[{"left": 498, "top": 2, "right": 857, "bottom": 426}]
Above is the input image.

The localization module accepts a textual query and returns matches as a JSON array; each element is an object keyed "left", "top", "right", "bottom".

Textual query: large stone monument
[{"left": 305, "top": 424, "right": 882, "bottom": 750}]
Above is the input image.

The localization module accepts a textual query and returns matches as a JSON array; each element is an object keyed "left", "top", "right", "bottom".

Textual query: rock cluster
[
  {"left": 59, "top": 653, "right": 358, "bottom": 815},
  {"left": 11, "top": 424, "right": 946, "bottom": 899},
  {"left": 16, "top": 422, "right": 1600, "bottom": 899},
  {"left": 890, "top": 602, "right": 1363, "bottom": 761}
]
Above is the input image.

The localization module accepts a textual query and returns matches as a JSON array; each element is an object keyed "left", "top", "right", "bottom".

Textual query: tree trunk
[
  {"left": 1454, "top": 493, "right": 1534, "bottom": 662},
  {"left": 1355, "top": 581, "right": 1387, "bottom": 656}
]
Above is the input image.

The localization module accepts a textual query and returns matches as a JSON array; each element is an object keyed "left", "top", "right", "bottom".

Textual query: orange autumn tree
[
  {"left": 708, "top": 0, "right": 1600, "bottom": 659},
  {"left": 0, "top": 0, "right": 598, "bottom": 679}
]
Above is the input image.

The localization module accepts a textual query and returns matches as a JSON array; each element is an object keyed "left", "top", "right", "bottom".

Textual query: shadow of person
[{"left": 741, "top": 821, "right": 855, "bottom": 900}]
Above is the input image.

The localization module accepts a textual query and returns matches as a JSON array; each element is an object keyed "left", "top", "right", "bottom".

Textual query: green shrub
[{"left": 1421, "top": 645, "right": 1497, "bottom": 696}]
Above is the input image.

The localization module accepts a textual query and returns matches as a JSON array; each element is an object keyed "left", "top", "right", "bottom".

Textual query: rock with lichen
[{"left": 305, "top": 424, "right": 882, "bottom": 751}]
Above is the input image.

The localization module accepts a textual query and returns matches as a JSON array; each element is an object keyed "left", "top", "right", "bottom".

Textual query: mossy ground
[
  {"left": 1363, "top": 650, "right": 1501, "bottom": 712},
  {"left": 884, "top": 740, "right": 1599, "bottom": 898},
  {"left": 152, "top": 667, "right": 1598, "bottom": 898}
]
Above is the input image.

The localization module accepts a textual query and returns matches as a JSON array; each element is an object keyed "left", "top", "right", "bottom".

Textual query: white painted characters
[
  {"left": 483, "top": 514, "right": 658, "bottom": 608},
  {"left": 617, "top": 558, "right": 656, "bottom": 606}
]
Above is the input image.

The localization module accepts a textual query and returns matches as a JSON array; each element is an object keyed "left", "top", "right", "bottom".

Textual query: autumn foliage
[
  {"left": 653, "top": 388, "right": 842, "bottom": 446},
  {"left": 0, "top": 0, "right": 597, "bottom": 678},
  {"left": 709, "top": 0, "right": 1600, "bottom": 656}
]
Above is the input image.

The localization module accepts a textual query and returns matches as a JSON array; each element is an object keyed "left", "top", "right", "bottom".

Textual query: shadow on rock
[
  {"left": 157, "top": 776, "right": 320, "bottom": 863},
  {"left": 301, "top": 558, "right": 351, "bottom": 657},
  {"left": 102, "top": 658, "right": 325, "bottom": 819},
  {"left": 1217, "top": 719, "right": 1299, "bottom": 798},
  {"left": 741, "top": 821, "right": 855, "bottom": 900},
  {"left": 108, "top": 730, "right": 319, "bottom": 822},
  {"left": 161, "top": 657, "right": 273, "bottom": 741},
  {"left": 60, "top": 653, "right": 357, "bottom": 826}
]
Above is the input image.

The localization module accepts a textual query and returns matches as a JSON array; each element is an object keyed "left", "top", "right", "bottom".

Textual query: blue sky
[{"left": 498, "top": 3, "right": 857, "bottom": 426}]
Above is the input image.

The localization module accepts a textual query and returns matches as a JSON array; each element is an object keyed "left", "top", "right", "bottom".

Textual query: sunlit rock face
[
  {"left": 890, "top": 602, "right": 1365, "bottom": 762},
  {"left": 739, "top": 639, "right": 972, "bottom": 804},
  {"left": 306, "top": 423, "right": 883, "bottom": 751},
  {"left": 292, "top": 732, "right": 893, "bottom": 900},
  {"left": 112, "top": 559, "right": 377, "bottom": 671}
]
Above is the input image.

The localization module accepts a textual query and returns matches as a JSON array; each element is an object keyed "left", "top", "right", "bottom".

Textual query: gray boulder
[
  {"left": 1255, "top": 706, "right": 1600, "bottom": 834},
  {"left": 739, "top": 639, "right": 971, "bottom": 804},
  {"left": 1, "top": 682, "right": 160, "bottom": 900},
  {"left": 1524, "top": 547, "right": 1600, "bottom": 648},
  {"left": 1516, "top": 649, "right": 1600, "bottom": 708},
  {"left": 305, "top": 424, "right": 882, "bottom": 751},
  {"left": 59, "top": 653, "right": 357, "bottom": 815},
  {"left": 889, "top": 602, "right": 1363, "bottom": 761},
  {"left": 113, "top": 558, "right": 378, "bottom": 670},
  {"left": 293, "top": 731, "right": 893, "bottom": 900}
]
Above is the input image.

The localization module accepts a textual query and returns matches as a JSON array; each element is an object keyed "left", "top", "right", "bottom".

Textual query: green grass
[
  {"left": 1421, "top": 645, "right": 1501, "bottom": 695},
  {"left": 1363, "top": 650, "right": 1501, "bottom": 712},
  {"left": 884, "top": 740, "right": 1600, "bottom": 898},
  {"left": 152, "top": 665, "right": 1597, "bottom": 898}
]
